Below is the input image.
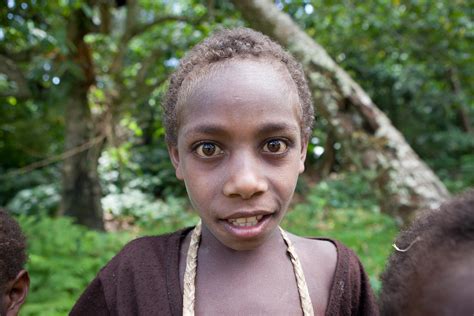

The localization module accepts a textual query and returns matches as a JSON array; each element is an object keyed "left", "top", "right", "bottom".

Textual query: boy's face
[{"left": 169, "top": 59, "right": 307, "bottom": 251}]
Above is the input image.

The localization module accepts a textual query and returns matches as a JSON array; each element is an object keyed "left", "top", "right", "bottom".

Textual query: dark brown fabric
[
  {"left": 324, "top": 239, "right": 379, "bottom": 316},
  {"left": 70, "top": 228, "right": 378, "bottom": 316}
]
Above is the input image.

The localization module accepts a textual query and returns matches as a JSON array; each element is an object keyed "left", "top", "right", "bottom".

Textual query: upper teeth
[{"left": 228, "top": 215, "right": 263, "bottom": 227}]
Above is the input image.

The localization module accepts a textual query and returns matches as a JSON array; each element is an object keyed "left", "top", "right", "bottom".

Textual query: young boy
[
  {"left": 71, "top": 28, "right": 378, "bottom": 315},
  {"left": 0, "top": 209, "right": 29, "bottom": 316},
  {"left": 379, "top": 190, "right": 474, "bottom": 315}
]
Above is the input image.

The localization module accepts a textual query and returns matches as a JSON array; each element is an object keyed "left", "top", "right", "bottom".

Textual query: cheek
[
  {"left": 182, "top": 165, "right": 222, "bottom": 189},
  {"left": 281, "top": 174, "right": 298, "bottom": 202},
  {"left": 267, "top": 161, "right": 300, "bottom": 199},
  {"left": 284, "top": 161, "right": 301, "bottom": 194},
  {"left": 181, "top": 164, "right": 224, "bottom": 205}
]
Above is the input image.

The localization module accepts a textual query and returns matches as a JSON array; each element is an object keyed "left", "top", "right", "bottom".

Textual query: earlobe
[
  {"left": 5, "top": 270, "right": 29, "bottom": 316},
  {"left": 167, "top": 145, "right": 184, "bottom": 180}
]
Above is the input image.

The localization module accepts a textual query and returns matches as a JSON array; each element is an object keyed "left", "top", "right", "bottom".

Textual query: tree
[
  {"left": 60, "top": 8, "right": 104, "bottom": 230},
  {"left": 232, "top": 0, "right": 450, "bottom": 222}
]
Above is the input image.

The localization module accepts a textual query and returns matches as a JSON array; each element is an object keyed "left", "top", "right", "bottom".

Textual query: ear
[
  {"left": 299, "top": 135, "right": 309, "bottom": 174},
  {"left": 5, "top": 270, "right": 29, "bottom": 316},
  {"left": 168, "top": 145, "right": 184, "bottom": 180}
]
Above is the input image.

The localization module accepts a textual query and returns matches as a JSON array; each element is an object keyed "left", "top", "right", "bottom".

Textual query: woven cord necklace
[{"left": 182, "top": 221, "right": 314, "bottom": 316}]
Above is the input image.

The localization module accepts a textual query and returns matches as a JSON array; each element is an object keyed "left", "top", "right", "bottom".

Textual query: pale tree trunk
[
  {"left": 60, "top": 10, "right": 104, "bottom": 230},
  {"left": 232, "top": 0, "right": 450, "bottom": 222}
]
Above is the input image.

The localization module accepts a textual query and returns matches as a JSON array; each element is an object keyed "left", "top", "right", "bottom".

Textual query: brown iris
[
  {"left": 266, "top": 140, "right": 281, "bottom": 153},
  {"left": 201, "top": 143, "right": 216, "bottom": 156}
]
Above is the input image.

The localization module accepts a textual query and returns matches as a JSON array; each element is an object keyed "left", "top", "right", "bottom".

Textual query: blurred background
[{"left": 1, "top": 0, "right": 472, "bottom": 314}]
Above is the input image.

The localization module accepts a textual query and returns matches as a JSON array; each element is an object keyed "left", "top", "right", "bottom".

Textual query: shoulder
[
  {"left": 290, "top": 234, "right": 338, "bottom": 282},
  {"left": 325, "top": 239, "right": 380, "bottom": 316},
  {"left": 99, "top": 228, "right": 191, "bottom": 277},
  {"left": 116, "top": 231, "right": 180, "bottom": 260},
  {"left": 289, "top": 234, "right": 379, "bottom": 316},
  {"left": 72, "top": 228, "right": 191, "bottom": 315},
  {"left": 294, "top": 235, "right": 338, "bottom": 260}
]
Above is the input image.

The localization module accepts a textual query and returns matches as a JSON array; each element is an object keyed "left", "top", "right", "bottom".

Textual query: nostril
[{"left": 222, "top": 173, "right": 268, "bottom": 199}]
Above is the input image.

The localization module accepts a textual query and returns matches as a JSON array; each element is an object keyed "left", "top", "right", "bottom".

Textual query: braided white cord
[
  {"left": 182, "top": 221, "right": 202, "bottom": 316},
  {"left": 279, "top": 227, "right": 315, "bottom": 316},
  {"left": 182, "top": 223, "right": 314, "bottom": 316}
]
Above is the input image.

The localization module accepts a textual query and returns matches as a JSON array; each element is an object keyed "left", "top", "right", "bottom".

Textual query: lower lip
[{"left": 221, "top": 214, "right": 273, "bottom": 239}]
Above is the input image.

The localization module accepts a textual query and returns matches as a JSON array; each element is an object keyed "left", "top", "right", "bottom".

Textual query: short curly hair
[
  {"left": 379, "top": 190, "right": 474, "bottom": 315},
  {"left": 0, "top": 209, "right": 27, "bottom": 289},
  {"left": 162, "top": 27, "right": 314, "bottom": 146}
]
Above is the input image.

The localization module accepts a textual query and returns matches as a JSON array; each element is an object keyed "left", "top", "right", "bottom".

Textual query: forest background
[{"left": 1, "top": 0, "right": 473, "bottom": 314}]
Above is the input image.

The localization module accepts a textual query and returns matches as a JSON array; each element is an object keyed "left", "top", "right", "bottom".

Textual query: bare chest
[
  {"left": 194, "top": 259, "right": 305, "bottom": 315},
  {"left": 180, "top": 252, "right": 330, "bottom": 315},
  {"left": 178, "top": 231, "right": 336, "bottom": 316}
]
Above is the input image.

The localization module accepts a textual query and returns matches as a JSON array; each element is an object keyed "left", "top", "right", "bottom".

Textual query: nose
[{"left": 222, "top": 151, "right": 268, "bottom": 199}]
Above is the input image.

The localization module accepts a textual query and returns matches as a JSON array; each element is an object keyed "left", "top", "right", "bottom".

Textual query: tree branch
[
  {"left": 109, "top": 3, "right": 201, "bottom": 77},
  {"left": 130, "top": 15, "right": 197, "bottom": 38},
  {"left": 108, "top": 0, "right": 139, "bottom": 76}
]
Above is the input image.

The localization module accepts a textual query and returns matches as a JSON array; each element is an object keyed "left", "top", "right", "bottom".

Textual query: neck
[{"left": 199, "top": 224, "right": 287, "bottom": 264}]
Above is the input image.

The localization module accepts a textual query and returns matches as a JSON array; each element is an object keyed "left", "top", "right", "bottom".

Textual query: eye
[
  {"left": 194, "top": 142, "right": 224, "bottom": 157},
  {"left": 262, "top": 139, "right": 288, "bottom": 154}
]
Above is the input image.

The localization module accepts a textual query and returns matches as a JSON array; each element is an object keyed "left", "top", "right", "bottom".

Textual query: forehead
[{"left": 177, "top": 58, "right": 301, "bottom": 129}]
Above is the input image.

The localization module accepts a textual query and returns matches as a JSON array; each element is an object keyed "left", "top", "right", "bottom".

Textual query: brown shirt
[{"left": 70, "top": 227, "right": 379, "bottom": 315}]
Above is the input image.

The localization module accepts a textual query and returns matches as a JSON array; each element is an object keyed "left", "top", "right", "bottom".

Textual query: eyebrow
[
  {"left": 257, "top": 122, "right": 300, "bottom": 135},
  {"left": 183, "top": 122, "right": 299, "bottom": 138}
]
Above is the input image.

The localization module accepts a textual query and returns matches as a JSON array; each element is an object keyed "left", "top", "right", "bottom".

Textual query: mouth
[
  {"left": 220, "top": 212, "right": 274, "bottom": 240},
  {"left": 227, "top": 215, "right": 264, "bottom": 227}
]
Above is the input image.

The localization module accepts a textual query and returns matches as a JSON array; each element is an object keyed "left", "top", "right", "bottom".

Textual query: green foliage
[
  {"left": 99, "top": 144, "right": 187, "bottom": 199},
  {"left": 0, "top": 1, "right": 69, "bottom": 172},
  {"left": 102, "top": 190, "right": 197, "bottom": 232},
  {"left": 18, "top": 215, "right": 131, "bottom": 315},
  {"left": 0, "top": 97, "right": 65, "bottom": 171},
  {"left": 99, "top": 143, "right": 198, "bottom": 232},
  {"left": 424, "top": 129, "right": 474, "bottom": 191},
  {"left": 7, "top": 183, "right": 60, "bottom": 216},
  {"left": 0, "top": 167, "right": 60, "bottom": 206}
]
